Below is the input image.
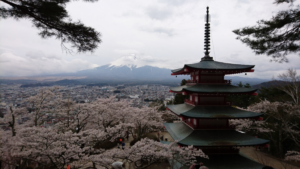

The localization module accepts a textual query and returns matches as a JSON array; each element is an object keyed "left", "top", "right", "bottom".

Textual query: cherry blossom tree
[
  {"left": 89, "top": 138, "right": 208, "bottom": 169},
  {"left": 86, "top": 97, "right": 165, "bottom": 141},
  {"left": 86, "top": 97, "right": 133, "bottom": 132},
  {"left": 24, "top": 86, "right": 61, "bottom": 127},
  {"left": 285, "top": 151, "right": 300, "bottom": 162},
  {"left": 0, "top": 105, "right": 27, "bottom": 168},
  {"left": 0, "top": 88, "right": 207, "bottom": 169},
  {"left": 14, "top": 128, "right": 90, "bottom": 169},
  {"left": 230, "top": 100, "right": 300, "bottom": 157},
  {"left": 8, "top": 96, "right": 132, "bottom": 168},
  {"left": 272, "top": 68, "right": 300, "bottom": 105},
  {"left": 228, "top": 69, "right": 300, "bottom": 159},
  {"left": 126, "top": 106, "right": 164, "bottom": 141}
]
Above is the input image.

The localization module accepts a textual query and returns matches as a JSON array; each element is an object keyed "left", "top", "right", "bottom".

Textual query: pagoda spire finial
[{"left": 201, "top": 6, "right": 213, "bottom": 61}]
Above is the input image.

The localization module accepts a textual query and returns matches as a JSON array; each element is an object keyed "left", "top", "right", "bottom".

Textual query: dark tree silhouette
[
  {"left": 173, "top": 79, "right": 188, "bottom": 105},
  {"left": 0, "top": 0, "right": 101, "bottom": 53},
  {"left": 226, "top": 82, "right": 257, "bottom": 109},
  {"left": 233, "top": 0, "right": 300, "bottom": 62}
]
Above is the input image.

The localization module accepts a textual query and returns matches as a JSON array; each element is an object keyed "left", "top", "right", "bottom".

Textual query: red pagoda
[{"left": 164, "top": 7, "right": 269, "bottom": 169}]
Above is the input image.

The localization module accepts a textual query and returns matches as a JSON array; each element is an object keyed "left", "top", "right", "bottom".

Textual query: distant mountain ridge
[
  {"left": 0, "top": 55, "right": 270, "bottom": 86},
  {"left": 226, "top": 76, "right": 269, "bottom": 86},
  {"left": 0, "top": 64, "right": 270, "bottom": 86},
  {"left": 19, "top": 79, "right": 82, "bottom": 87},
  {"left": 73, "top": 64, "right": 174, "bottom": 81}
]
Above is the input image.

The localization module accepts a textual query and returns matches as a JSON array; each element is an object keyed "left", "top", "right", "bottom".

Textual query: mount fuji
[
  {"left": 44, "top": 55, "right": 267, "bottom": 85},
  {"left": 61, "top": 55, "right": 177, "bottom": 81}
]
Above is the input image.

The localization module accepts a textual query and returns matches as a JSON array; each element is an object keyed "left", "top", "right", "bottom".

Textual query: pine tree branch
[
  {"left": 233, "top": 4, "right": 300, "bottom": 62},
  {"left": 0, "top": 0, "right": 101, "bottom": 53}
]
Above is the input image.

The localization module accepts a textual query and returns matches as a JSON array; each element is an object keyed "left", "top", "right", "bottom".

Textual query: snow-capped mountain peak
[
  {"left": 108, "top": 54, "right": 181, "bottom": 70},
  {"left": 109, "top": 54, "right": 145, "bottom": 69}
]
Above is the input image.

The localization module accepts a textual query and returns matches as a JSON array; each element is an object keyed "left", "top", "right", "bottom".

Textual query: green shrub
[
  {"left": 94, "top": 141, "right": 118, "bottom": 149},
  {"left": 130, "top": 139, "right": 139, "bottom": 146},
  {"left": 94, "top": 137, "right": 124, "bottom": 149}
]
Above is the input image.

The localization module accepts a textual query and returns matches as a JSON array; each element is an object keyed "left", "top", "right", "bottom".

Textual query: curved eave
[
  {"left": 167, "top": 104, "right": 262, "bottom": 119},
  {"left": 164, "top": 122, "right": 269, "bottom": 147},
  {"left": 185, "top": 61, "right": 255, "bottom": 70},
  {"left": 171, "top": 61, "right": 255, "bottom": 75},
  {"left": 179, "top": 154, "right": 265, "bottom": 169},
  {"left": 169, "top": 84, "right": 257, "bottom": 94},
  {"left": 171, "top": 67, "right": 184, "bottom": 73}
]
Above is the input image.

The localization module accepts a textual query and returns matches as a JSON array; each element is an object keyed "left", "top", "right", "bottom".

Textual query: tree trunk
[
  {"left": 12, "top": 114, "right": 16, "bottom": 136},
  {"left": 9, "top": 106, "right": 16, "bottom": 136},
  {"left": 278, "top": 129, "right": 283, "bottom": 158}
]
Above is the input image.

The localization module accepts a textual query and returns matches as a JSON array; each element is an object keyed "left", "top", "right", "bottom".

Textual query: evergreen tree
[
  {"left": 173, "top": 94, "right": 186, "bottom": 104},
  {"left": 0, "top": 0, "right": 101, "bottom": 53},
  {"left": 180, "top": 79, "right": 187, "bottom": 86},
  {"left": 227, "top": 82, "right": 257, "bottom": 108},
  {"left": 233, "top": 0, "right": 300, "bottom": 62},
  {"left": 258, "top": 87, "right": 293, "bottom": 103},
  {"left": 173, "top": 79, "right": 188, "bottom": 105}
]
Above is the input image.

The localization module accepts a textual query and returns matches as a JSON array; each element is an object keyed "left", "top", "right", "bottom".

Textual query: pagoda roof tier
[
  {"left": 167, "top": 104, "right": 262, "bottom": 119},
  {"left": 180, "top": 154, "right": 264, "bottom": 169},
  {"left": 171, "top": 60, "right": 254, "bottom": 75},
  {"left": 169, "top": 84, "right": 257, "bottom": 94},
  {"left": 164, "top": 122, "right": 268, "bottom": 147}
]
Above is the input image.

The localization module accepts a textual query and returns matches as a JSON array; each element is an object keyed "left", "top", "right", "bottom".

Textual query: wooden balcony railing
[
  {"left": 184, "top": 99, "right": 231, "bottom": 106},
  {"left": 185, "top": 99, "right": 195, "bottom": 105},
  {"left": 186, "top": 79, "right": 232, "bottom": 84},
  {"left": 183, "top": 120, "right": 236, "bottom": 130},
  {"left": 186, "top": 80, "right": 196, "bottom": 84}
]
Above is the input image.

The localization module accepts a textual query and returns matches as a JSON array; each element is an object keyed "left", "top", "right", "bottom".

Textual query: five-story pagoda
[{"left": 164, "top": 7, "right": 269, "bottom": 169}]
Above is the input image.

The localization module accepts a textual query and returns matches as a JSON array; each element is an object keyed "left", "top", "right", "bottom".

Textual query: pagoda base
[{"left": 170, "top": 154, "right": 264, "bottom": 169}]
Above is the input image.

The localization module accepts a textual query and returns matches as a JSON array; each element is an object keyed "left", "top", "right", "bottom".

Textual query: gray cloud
[
  {"left": 159, "top": 0, "right": 195, "bottom": 6},
  {"left": 236, "top": 0, "right": 250, "bottom": 5},
  {"left": 229, "top": 53, "right": 239, "bottom": 59},
  {"left": 1, "top": 0, "right": 299, "bottom": 79},
  {"left": 145, "top": 6, "right": 173, "bottom": 20},
  {"left": 25, "top": 51, "right": 63, "bottom": 61},
  {"left": 152, "top": 27, "right": 175, "bottom": 36},
  {"left": 0, "top": 52, "right": 98, "bottom": 76},
  {"left": 122, "top": 10, "right": 139, "bottom": 17},
  {"left": 110, "top": 53, "right": 188, "bottom": 69},
  {"left": 140, "top": 27, "right": 175, "bottom": 37},
  {"left": 210, "top": 13, "right": 220, "bottom": 27},
  {"left": 26, "top": 51, "right": 46, "bottom": 59}
]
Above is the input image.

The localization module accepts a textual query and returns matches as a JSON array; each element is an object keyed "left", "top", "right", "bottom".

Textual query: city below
[{"left": 0, "top": 83, "right": 174, "bottom": 126}]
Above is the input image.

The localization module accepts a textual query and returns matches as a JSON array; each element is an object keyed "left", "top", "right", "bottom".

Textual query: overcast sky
[{"left": 0, "top": 0, "right": 299, "bottom": 79}]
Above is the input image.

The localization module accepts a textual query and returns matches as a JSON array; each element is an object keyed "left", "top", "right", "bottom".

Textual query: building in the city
[{"left": 164, "top": 7, "right": 269, "bottom": 168}]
